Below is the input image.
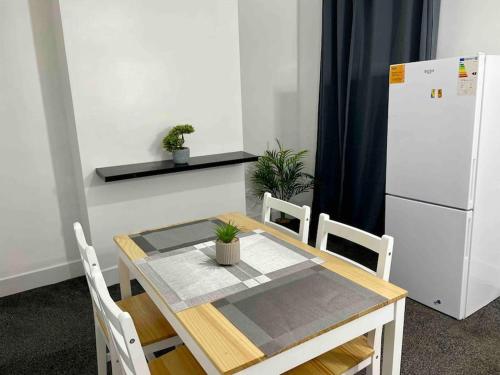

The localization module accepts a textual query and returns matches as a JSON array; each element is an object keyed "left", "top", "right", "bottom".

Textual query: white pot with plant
[
  {"left": 162, "top": 124, "right": 195, "bottom": 164},
  {"left": 215, "top": 221, "right": 240, "bottom": 265}
]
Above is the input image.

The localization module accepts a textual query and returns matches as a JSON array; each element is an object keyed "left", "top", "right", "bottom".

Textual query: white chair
[
  {"left": 87, "top": 246, "right": 204, "bottom": 375},
  {"left": 73, "top": 223, "right": 181, "bottom": 374},
  {"left": 261, "top": 192, "right": 311, "bottom": 243},
  {"left": 287, "top": 213, "right": 394, "bottom": 375}
]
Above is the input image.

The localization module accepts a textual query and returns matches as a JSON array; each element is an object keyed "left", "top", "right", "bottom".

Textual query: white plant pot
[
  {"left": 173, "top": 147, "right": 190, "bottom": 164},
  {"left": 216, "top": 238, "right": 240, "bottom": 265}
]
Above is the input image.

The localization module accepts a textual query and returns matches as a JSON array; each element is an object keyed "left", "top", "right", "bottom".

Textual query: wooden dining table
[{"left": 114, "top": 212, "right": 407, "bottom": 375}]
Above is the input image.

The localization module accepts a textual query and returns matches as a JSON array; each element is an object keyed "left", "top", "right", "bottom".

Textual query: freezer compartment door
[
  {"left": 387, "top": 56, "right": 481, "bottom": 209},
  {"left": 386, "top": 194, "right": 472, "bottom": 319}
]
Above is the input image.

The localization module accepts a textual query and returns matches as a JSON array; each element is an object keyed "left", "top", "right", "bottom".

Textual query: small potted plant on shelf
[
  {"left": 251, "top": 139, "right": 314, "bottom": 225},
  {"left": 162, "top": 124, "right": 195, "bottom": 164},
  {"left": 215, "top": 221, "right": 240, "bottom": 265}
]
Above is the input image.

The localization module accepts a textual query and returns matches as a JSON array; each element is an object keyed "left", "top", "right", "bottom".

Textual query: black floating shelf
[{"left": 95, "top": 151, "right": 258, "bottom": 182}]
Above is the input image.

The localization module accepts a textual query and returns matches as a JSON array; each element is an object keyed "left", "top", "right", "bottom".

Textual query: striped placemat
[
  {"left": 134, "top": 229, "right": 325, "bottom": 312},
  {"left": 130, "top": 218, "right": 225, "bottom": 254},
  {"left": 213, "top": 265, "right": 387, "bottom": 356}
]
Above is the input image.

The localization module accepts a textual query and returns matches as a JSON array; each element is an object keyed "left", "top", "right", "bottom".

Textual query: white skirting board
[{"left": 0, "top": 260, "right": 119, "bottom": 298}]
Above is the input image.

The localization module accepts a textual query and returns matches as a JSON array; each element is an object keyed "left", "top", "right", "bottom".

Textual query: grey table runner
[
  {"left": 213, "top": 265, "right": 387, "bottom": 356},
  {"left": 130, "top": 219, "right": 225, "bottom": 254},
  {"left": 134, "top": 228, "right": 325, "bottom": 312}
]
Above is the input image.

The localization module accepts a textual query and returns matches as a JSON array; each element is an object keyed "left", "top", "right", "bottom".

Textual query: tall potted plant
[
  {"left": 251, "top": 140, "right": 314, "bottom": 224},
  {"left": 162, "top": 124, "right": 195, "bottom": 164}
]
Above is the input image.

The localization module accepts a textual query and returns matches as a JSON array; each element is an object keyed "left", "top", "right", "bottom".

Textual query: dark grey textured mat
[
  {"left": 1, "top": 277, "right": 499, "bottom": 374},
  {"left": 130, "top": 218, "right": 225, "bottom": 254},
  {"left": 213, "top": 265, "right": 386, "bottom": 356}
]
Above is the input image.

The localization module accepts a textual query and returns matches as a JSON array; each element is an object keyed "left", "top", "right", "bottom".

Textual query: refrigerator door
[
  {"left": 386, "top": 195, "right": 472, "bottom": 319},
  {"left": 387, "top": 56, "right": 483, "bottom": 210},
  {"left": 465, "top": 55, "right": 500, "bottom": 317}
]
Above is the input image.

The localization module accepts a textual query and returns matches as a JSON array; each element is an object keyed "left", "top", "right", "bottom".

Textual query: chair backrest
[
  {"left": 261, "top": 192, "right": 311, "bottom": 243},
  {"left": 73, "top": 222, "right": 102, "bottom": 311},
  {"left": 73, "top": 222, "right": 89, "bottom": 257},
  {"left": 87, "top": 246, "right": 151, "bottom": 375},
  {"left": 315, "top": 213, "right": 393, "bottom": 281}
]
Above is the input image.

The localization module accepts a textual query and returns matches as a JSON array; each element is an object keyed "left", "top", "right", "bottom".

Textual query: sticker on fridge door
[
  {"left": 431, "top": 89, "right": 443, "bottom": 99},
  {"left": 457, "top": 57, "right": 478, "bottom": 96},
  {"left": 389, "top": 64, "right": 405, "bottom": 84}
]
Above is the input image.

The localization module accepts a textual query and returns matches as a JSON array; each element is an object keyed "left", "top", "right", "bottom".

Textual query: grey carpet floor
[{"left": 0, "top": 276, "right": 498, "bottom": 375}]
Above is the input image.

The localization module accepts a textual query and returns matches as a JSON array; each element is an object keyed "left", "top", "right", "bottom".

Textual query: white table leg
[
  {"left": 382, "top": 298, "right": 405, "bottom": 375},
  {"left": 118, "top": 257, "right": 132, "bottom": 299}
]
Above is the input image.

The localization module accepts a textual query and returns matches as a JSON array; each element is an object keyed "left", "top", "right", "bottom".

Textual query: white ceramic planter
[
  {"left": 173, "top": 147, "right": 190, "bottom": 164},
  {"left": 216, "top": 238, "right": 240, "bottom": 265}
]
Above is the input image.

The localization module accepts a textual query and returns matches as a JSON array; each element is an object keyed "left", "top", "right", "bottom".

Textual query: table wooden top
[{"left": 114, "top": 212, "right": 407, "bottom": 374}]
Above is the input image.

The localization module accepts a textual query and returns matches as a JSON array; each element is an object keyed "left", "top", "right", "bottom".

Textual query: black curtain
[{"left": 312, "top": 0, "right": 440, "bottom": 240}]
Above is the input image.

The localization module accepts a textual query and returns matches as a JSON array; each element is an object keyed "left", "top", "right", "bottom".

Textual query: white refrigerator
[{"left": 386, "top": 54, "right": 500, "bottom": 319}]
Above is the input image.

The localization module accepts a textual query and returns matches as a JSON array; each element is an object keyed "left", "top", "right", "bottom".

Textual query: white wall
[
  {"left": 238, "top": 0, "right": 321, "bottom": 217},
  {"left": 298, "top": 0, "right": 322, "bottom": 203},
  {"left": 437, "top": 0, "right": 500, "bottom": 58},
  {"left": 59, "top": 0, "right": 246, "bottom": 271},
  {"left": 239, "top": 0, "right": 299, "bottom": 155},
  {"left": 0, "top": 0, "right": 83, "bottom": 296},
  {"left": 238, "top": 0, "right": 299, "bottom": 217}
]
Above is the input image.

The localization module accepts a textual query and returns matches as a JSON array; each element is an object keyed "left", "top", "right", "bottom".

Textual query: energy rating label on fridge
[
  {"left": 389, "top": 64, "right": 405, "bottom": 84},
  {"left": 457, "top": 57, "right": 479, "bottom": 96}
]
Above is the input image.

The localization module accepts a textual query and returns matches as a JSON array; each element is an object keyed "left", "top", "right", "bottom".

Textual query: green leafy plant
[
  {"left": 251, "top": 140, "right": 314, "bottom": 220},
  {"left": 215, "top": 221, "right": 240, "bottom": 244},
  {"left": 162, "top": 124, "right": 195, "bottom": 152}
]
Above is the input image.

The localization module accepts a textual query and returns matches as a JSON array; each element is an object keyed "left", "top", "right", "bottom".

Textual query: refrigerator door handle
[
  {"left": 465, "top": 215, "right": 474, "bottom": 259},
  {"left": 468, "top": 158, "right": 477, "bottom": 206},
  {"left": 460, "top": 214, "right": 475, "bottom": 318}
]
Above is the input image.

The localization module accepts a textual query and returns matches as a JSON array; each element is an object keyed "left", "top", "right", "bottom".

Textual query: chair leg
[
  {"left": 366, "top": 354, "right": 380, "bottom": 375},
  {"left": 108, "top": 345, "right": 122, "bottom": 374},
  {"left": 111, "top": 354, "right": 121, "bottom": 374},
  {"left": 366, "top": 328, "right": 382, "bottom": 375},
  {"left": 95, "top": 323, "right": 107, "bottom": 375}
]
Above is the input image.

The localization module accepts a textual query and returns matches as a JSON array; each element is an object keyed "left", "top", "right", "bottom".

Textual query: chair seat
[
  {"left": 149, "top": 345, "right": 205, "bottom": 375},
  {"left": 286, "top": 336, "right": 374, "bottom": 375},
  {"left": 116, "top": 292, "right": 177, "bottom": 346}
]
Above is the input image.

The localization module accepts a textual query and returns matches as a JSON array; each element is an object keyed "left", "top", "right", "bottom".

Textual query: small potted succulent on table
[
  {"left": 162, "top": 124, "right": 195, "bottom": 164},
  {"left": 215, "top": 221, "right": 240, "bottom": 265}
]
